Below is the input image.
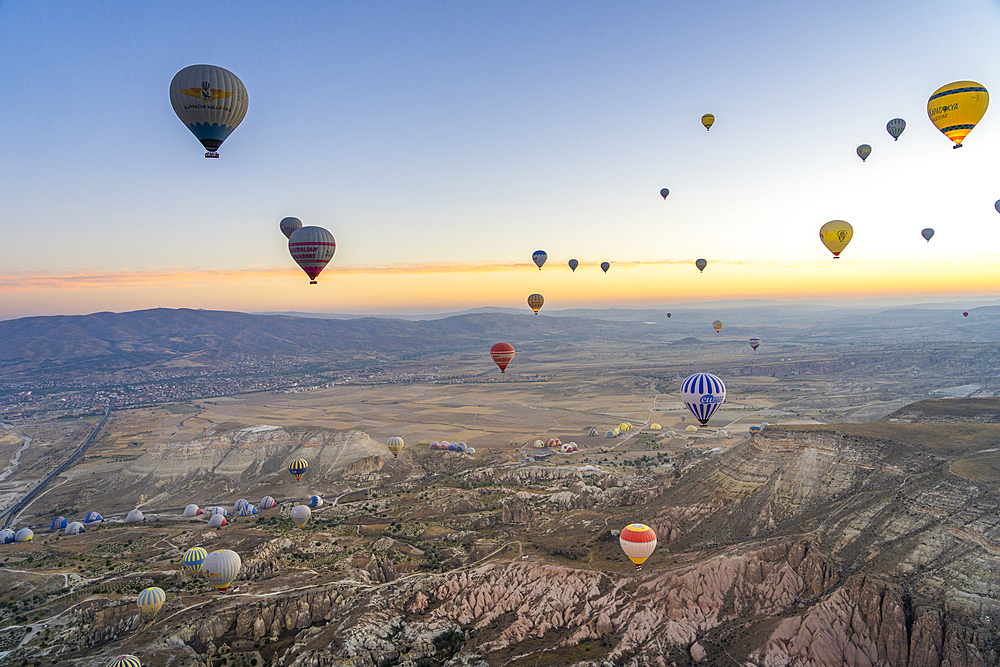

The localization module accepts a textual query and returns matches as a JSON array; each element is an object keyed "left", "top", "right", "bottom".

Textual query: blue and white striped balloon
[{"left": 681, "top": 373, "right": 726, "bottom": 426}]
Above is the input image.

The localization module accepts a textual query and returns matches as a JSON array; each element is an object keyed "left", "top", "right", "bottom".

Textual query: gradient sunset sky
[{"left": 2, "top": 1, "right": 1000, "bottom": 318}]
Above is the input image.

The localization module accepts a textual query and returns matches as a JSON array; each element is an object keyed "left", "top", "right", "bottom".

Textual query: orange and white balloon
[{"left": 619, "top": 523, "right": 657, "bottom": 569}]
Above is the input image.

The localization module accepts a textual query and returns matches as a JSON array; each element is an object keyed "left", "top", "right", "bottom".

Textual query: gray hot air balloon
[
  {"left": 857, "top": 144, "right": 871, "bottom": 162},
  {"left": 125, "top": 509, "right": 144, "bottom": 523},
  {"left": 921, "top": 228, "right": 934, "bottom": 242},
  {"left": 202, "top": 549, "right": 241, "bottom": 592},
  {"left": 169, "top": 65, "right": 249, "bottom": 158},
  {"left": 532, "top": 250, "right": 547, "bottom": 270},
  {"left": 659, "top": 188, "right": 669, "bottom": 199},
  {"left": 568, "top": 259, "right": 578, "bottom": 272},
  {"left": 995, "top": 200, "right": 1000, "bottom": 215},
  {"left": 886, "top": 118, "right": 906, "bottom": 140},
  {"left": 279, "top": 217, "right": 303, "bottom": 239},
  {"left": 600, "top": 262, "right": 610, "bottom": 273},
  {"left": 695, "top": 258, "right": 707, "bottom": 273}
]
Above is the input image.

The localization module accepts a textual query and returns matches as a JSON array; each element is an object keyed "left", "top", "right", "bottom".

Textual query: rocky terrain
[{"left": 1, "top": 408, "right": 999, "bottom": 666}]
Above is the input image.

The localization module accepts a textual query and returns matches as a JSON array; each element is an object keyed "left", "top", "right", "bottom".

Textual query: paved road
[{"left": 2, "top": 406, "right": 111, "bottom": 529}]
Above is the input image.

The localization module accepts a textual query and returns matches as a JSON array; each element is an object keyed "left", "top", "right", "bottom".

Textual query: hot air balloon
[
  {"left": 288, "top": 458, "right": 308, "bottom": 481},
  {"left": 701, "top": 114, "right": 715, "bottom": 130},
  {"left": 857, "top": 144, "right": 871, "bottom": 162},
  {"left": 51, "top": 517, "right": 68, "bottom": 531},
  {"left": 239, "top": 503, "right": 258, "bottom": 517},
  {"left": 279, "top": 217, "right": 302, "bottom": 239},
  {"left": 137, "top": 587, "right": 166, "bottom": 620},
  {"left": 234, "top": 499, "right": 249, "bottom": 513},
  {"left": 291, "top": 505, "right": 311, "bottom": 528},
  {"left": 15, "top": 528, "right": 33, "bottom": 542},
  {"left": 528, "top": 294, "right": 544, "bottom": 314},
  {"left": 210, "top": 506, "right": 227, "bottom": 516},
  {"left": 928, "top": 81, "right": 989, "bottom": 148},
  {"left": 125, "top": 509, "right": 144, "bottom": 523},
  {"left": 65, "top": 521, "right": 84, "bottom": 535},
  {"left": 183, "top": 547, "right": 208, "bottom": 574},
  {"left": 260, "top": 496, "right": 277, "bottom": 510},
  {"left": 680, "top": 414, "right": 686, "bottom": 421},
  {"left": 749, "top": 337, "right": 761, "bottom": 351},
  {"left": 819, "top": 220, "right": 853, "bottom": 258},
  {"left": 995, "top": 200, "right": 1000, "bottom": 215},
  {"left": 921, "top": 228, "right": 934, "bottom": 242},
  {"left": 169, "top": 65, "right": 248, "bottom": 158},
  {"left": 387, "top": 436, "right": 404, "bottom": 458},
  {"left": 532, "top": 250, "right": 547, "bottom": 270},
  {"left": 619, "top": 523, "right": 657, "bottom": 569},
  {"left": 695, "top": 258, "right": 707, "bottom": 273},
  {"left": 963, "top": 312, "right": 969, "bottom": 317},
  {"left": 490, "top": 343, "right": 515, "bottom": 372},
  {"left": 208, "top": 514, "right": 227, "bottom": 528},
  {"left": 183, "top": 504, "right": 202, "bottom": 518},
  {"left": 713, "top": 320, "right": 723, "bottom": 333},
  {"left": 288, "top": 226, "right": 336, "bottom": 284},
  {"left": 0, "top": 529, "right": 14, "bottom": 544},
  {"left": 568, "top": 259, "right": 578, "bottom": 272},
  {"left": 84, "top": 511, "right": 103, "bottom": 526},
  {"left": 106, "top": 656, "right": 142, "bottom": 667},
  {"left": 886, "top": 118, "right": 906, "bottom": 140},
  {"left": 667, "top": 313, "right": 671, "bottom": 318},
  {"left": 681, "top": 372, "right": 726, "bottom": 427},
  {"left": 601, "top": 261, "right": 610, "bottom": 273},
  {"left": 202, "top": 549, "right": 241, "bottom": 592},
  {"left": 749, "top": 425, "right": 762, "bottom": 435},
  {"left": 660, "top": 188, "right": 670, "bottom": 199},
  {"left": 308, "top": 495, "right": 324, "bottom": 508}
]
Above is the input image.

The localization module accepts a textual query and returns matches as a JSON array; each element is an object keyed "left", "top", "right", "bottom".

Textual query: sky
[{"left": 2, "top": 1, "right": 1000, "bottom": 318}]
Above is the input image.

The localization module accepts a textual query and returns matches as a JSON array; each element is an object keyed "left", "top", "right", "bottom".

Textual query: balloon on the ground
[
  {"left": 713, "top": 320, "right": 723, "bottom": 333},
  {"left": 532, "top": 250, "right": 547, "bottom": 270},
  {"left": 125, "top": 509, "right": 144, "bottom": 523},
  {"left": 210, "top": 506, "right": 227, "bottom": 516},
  {"left": 202, "top": 549, "right": 241, "bottom": 592},
  {"left": 660, "top": 188, "right": 670, "bottom": 199},
  {"left": 106, "top": 657, "right": 142, "bottom": 667},
  {"left": 137, "top": 586, "right": 166, "bottom": 620},
  {"left": 601, "top": 262, "right": 610, "bottom": 273},
  {"left": 279, "top": 217, "right": 302, "bottom": 239},
  {"left": 65, "top": 521, "right": 84, "bottom": 535},
  {"left": 921, "top": 228, "right": 934, "bottom": 242},
  {"left": 749, "top": 425, "right": 762, "bottom": 435},
  {"left": 701, "top": 114, "right": 715, "bottom": 130},
  {"left": 208, "top": 514, "right": 228, "bottom": 528},
  {"left": 568, "top": 259, "right": 578, "bottom": 272},
  {"left": 288, "top": 458, "right": 308, "bottom": 481},
  {"left": 685, "top": 424, "right": 698, "bottom": 432},
  {"left": 682, "top": 373, "right": 726, "bottom": 427},
  {"left": 620, "top": 523, "right": 657, "bottom": 568},
  {"left": 51, "top": 517, "right": 68, "bottom": 531},
  {"left": 749, "top": 337, "right": 761, "bottom": 351},
  {"left": 234, "top": 499, "right": 249, "bottom": 513},
  {"left": 0, "top": 528, "right": 15, "bottom": 544},
  {"left": 183, "top": 547, "right": 208, "bottom": 573},
  {"left": 528, "top": 294, "right": 544, "bottom": 314},
  {"left": 490, "top": 343, "right": 515, "bottom": 373},
  {"left": 288, "top": 226, "right": 336, "bottom": 284},
  {"left": 387, "top": 436, "right": 404, "bottom": 458},
  {"left": 239, "top": 503, "right": 258, "bottom": 517},
  {"left": 84, "top": 511, "right": 103, "bottom": 526},
  {"left": 291, "top": 505, "right": 311, "bottom": 528},
  {"left": 183, "top": 504, "right": 202, "bottom": 518},
  {"left": 928, "top": 81, "right": 988, "bottom": 148},
  {"left": 15, "top": 528, "right": 33, "bottom": 542},
  {"left": 695, "top": 258, "right": 707, "bottom": 273},
  {"left": 886, "top": 118, "right": 906, "bottom": 140},
  {"left": 260, "top": 496, "right": 277, "bottom": 510},
  {"left": 308, "top": 495, "right": 324, "bottom": 508},
  {"left": 819, "top": 220, "right": 853, "bottom": 258},
  {"left": 650, "top": 423, "right": 661, "bottom": 430},
  {"left": 169, "top": 64, "right": 248, "bottom": 158}
]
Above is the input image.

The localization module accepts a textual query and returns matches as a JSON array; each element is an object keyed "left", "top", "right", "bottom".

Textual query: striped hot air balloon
[
  {"left": 260, "top": 496, "right": 277, "bottom": 509},
  {"left": 681, "top": 373, "right": 726, "bottom": 427},
  {"left": 749, "top": 337, "right": 761, "bottom": 351},
  {"left": 928, "top": 81, "right": 989, "bottom": 148},
  {"left": 619, "top": 523, "right": 657, "bottom": 569},
  {"left": 183, "top": 547, "right": 208, "bottom": 574},
  {"left": 288, "top": 226, "right": 336, "bottom": 284},
  {"left": 695, "top": 258, "right": 707, "bottom": 273},
  {"left": 886, "top": 118, "right": 906, "bottom": 140},
  {"left": 701, "top": 114, "right": 715, "bottom": 130},
  {"left": 51, "top": 517, "right": 68, "bottom": 531},
  {"left": 202, "top": 549, "right": 241, "bottom": 592},
  {"left": 288, "top": 458, "right": 308, "bottom": 481},
  {"left": 106, "top": 656, "right": 142, "bottom": 667},
  {"left": 527, "top": 294, "right": 544, "bottom": 314},
  {"left": 279, "top": 216, "right": 303, "bottom": 239},
  {"left": 387, "top": 436, "right": 404, "bottom": 458},
  {"left": 136, "top": 587, "right": 166, "bottom": 620},
  {"left": 490, "top": 343, "right": 515, "bottom": 373}
]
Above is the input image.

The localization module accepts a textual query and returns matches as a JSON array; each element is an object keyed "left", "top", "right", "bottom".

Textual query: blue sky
[{"left": 1, "top": 1, "right": 1000, "bottom": 316}]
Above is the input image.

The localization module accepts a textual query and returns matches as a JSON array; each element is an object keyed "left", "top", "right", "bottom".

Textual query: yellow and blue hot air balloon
[
  {"left": 387, "top": 436, "right": 404, "bottom": 458},
  {"left": 169, "top": 65, "right": 248, "bottom": 158},
  {"left": 183, "top": 547, "right": 208, "bottom": 574},
  {"left": 701, "top": 114, "right": 715, "bottom": 131},
  {"left": 106, "top": 656, "right": 142, "bottom": 667},
  {"left": 927, "top": 81, "right": 989, "bottom": 148},
  {"left": 288, "top": 458, "right": 308, "bottom": 481},
  {"left": 136, "top": 586, "right": 166, "bottom": 621},
  {"left": 527, "top": 293, "right": 544, "bottom": 314}
]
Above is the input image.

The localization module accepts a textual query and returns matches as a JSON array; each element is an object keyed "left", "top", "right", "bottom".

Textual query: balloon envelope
[
  {"left": 695, "top": 258, "right": 707, "bottom": 273},
  {"left": 279, "top": 217, "right": 302, "bottom": 239},
  {"left": 387, "top": 436, "right": 404, "bottom": 457},
  {"left": 701, "top": 114, "right": 715, "bottom": 130},
  {"left": 169, "top": 64, "right": 248, "bottom": 158},
  {"left": 202, "top": 549, "right": 241, "bottom": 592},
  {"left": 291, "top": 505, "right": 311, "bottom": 528},
  {"left": 659, "top": 188, "right": 669, "bottom": 199},
  {"left": 995, "top": 200, "right": 1000, "bottom": 215},
  {"left": 288, "top": 227, "right": 336, "bottom": 284},
  {"left": 964, "top": 312, "right": 969, "bottom": 317},
  {"left": 568, "top": 259, "right": 578, "bottom": 272},
  {"left": 260, "top": 496, "right": 277, "bottom": 509},
  {"left": 749, "top": 337, "right": 761, "bottom": 350},
  {"left": 620, "top": 523, "right": 657, "bottom": 568},
  {"left": 681, "top": 373, "right": 726, "bottom": 426},
  {"left": 107, "top": 656, "right": 142, "bottom": 667},
  {"left": 921, "top": 228, "right": 934, "bottom": 242},
  {"left": 137, "top": 586, "right": 166, "bottom": 620},
  {"left": 928, "top": 81, "right": 988, "bottom": 148},
  {"left": 183, "top": 504, "right": 202, "bottom": 518},
  {"left": 857, "top": 144, "right": 871, "bottom": 161},
  {"left": 125, "top": 509, "right": 144, "bottom": 523},
  {"left": 713, "top": 320, "right": 723, "bottom": 333},
  {"left": 51, "top": 517, "right": 68, "bottom": 531},
  {"left": 288, "top": 458, "right": 308, "bottom": 481},
  {"left": 527, "top": 294, "right": 544, "bottom": 314},
  {"left": 886, "top": 118, "right": 906, "bottom": 140},
  {"left": 65, "top": 521, "right": 84, "bottom": 535},
  {"left": 183, "top": 547, "right": 208, "bottom": 573},
  {"left": 532, "top": 250, "right": 547, "bottom": 269},
  {"left": 819, "top": 220, "right": 853, "bottom": 258},
  {"left": 15, "top": 528, "right": 33, "bottom": 542},
  {"left": 308, "top": 495, "right": 324, "bottom": 508},
  {"left": 600, "top": 261, "right": 610, "bottom": 273},
  {"left": 490, "top": 342, "right": 515, "bottom": 373}
]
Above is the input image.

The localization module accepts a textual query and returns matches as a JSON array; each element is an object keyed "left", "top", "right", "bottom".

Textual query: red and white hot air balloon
[
  {"left": 288, "top": 226, "right": 336, "bottom": 284},
  {"left": 490, "top": 343, "right": 515, "bottom": 373},
  {"left": 619, "top": 523, "right": 657, "bottom": 569}
]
